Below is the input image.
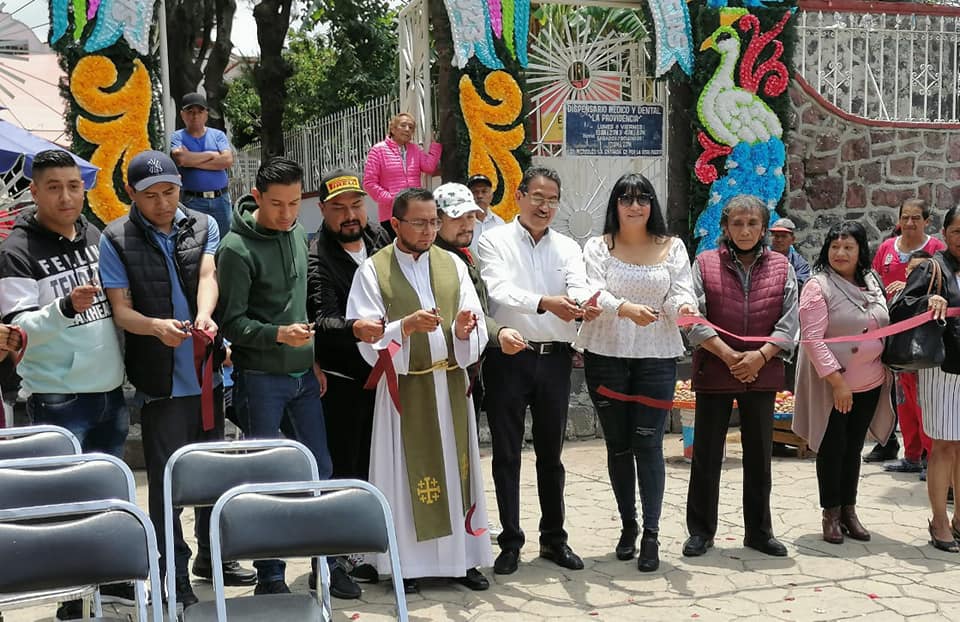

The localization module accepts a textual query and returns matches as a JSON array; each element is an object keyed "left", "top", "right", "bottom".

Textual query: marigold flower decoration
[
  {"left": 70, "top": 56, "right": 152, "bottom": 223},
  {"left": 459, "top": 70, "right": 525, "bottom": 222}
]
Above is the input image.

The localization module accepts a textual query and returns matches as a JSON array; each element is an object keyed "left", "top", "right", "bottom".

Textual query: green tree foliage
[{"left": 227, "top": 0, "right": 398, "bottom": 150}]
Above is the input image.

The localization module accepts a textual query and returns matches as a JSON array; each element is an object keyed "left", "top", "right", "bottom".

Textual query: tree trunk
[
  {"left": 165, "top": 0, "right": 204, "bottom": 125},
  {"left": 254, "top": 0, "right": 293, "bottom": 159},
  {"left": 202, "top": 0, "right": 237, "bottom": 131},
  {"left": 428, "top": 0, "right": 458, "bottom": 181}
]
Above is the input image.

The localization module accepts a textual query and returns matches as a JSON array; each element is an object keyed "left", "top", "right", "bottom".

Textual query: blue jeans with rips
[
  {"left": 233, "top": 368, "right": 333, "bottom": 584},
  {"left": 183, "top": 193, "right": 232, "bottom": 240},
  {"left": 583, "top": 353, "right": 676, "bottom": 532},
  {"left": 26, "top": 386, "right": 130, "bottom": 458}
]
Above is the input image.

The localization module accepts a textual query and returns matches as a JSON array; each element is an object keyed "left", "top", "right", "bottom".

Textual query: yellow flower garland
[
  {"left": 70, "top": 56, "right": 152, "bottom": 223},
  {"left": 459, "top": 71, "right": 525, "bottom": 222}
]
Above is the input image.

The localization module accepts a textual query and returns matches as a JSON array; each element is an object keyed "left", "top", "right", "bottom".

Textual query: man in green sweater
[{"left": 216, "top": 157, "right": 356, "bottom": 596}]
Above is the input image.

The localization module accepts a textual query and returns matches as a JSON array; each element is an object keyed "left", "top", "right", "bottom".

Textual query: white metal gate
[
  {"left": 397, "top": 0, "right": 668, "bottom": 244},
  {"left": 526, "top": 14, "right": 668, "bottom": 244}
]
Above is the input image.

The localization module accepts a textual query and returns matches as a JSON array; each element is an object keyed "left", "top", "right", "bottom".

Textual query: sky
[{"left": 11, "top": 0, "right": 262, "bottom": 56}]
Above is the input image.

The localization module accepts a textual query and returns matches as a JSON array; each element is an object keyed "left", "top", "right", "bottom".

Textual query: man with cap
[
  {"left": 99, "top": 150, "right": 256, "bottom": 608},
  {"left": 769, "top": 218, "right": 810, "bottom": 289},
  {"left": 308, "top": 169, "right": 391, "bottom": 482},
  {"left": 434, "top": 182, "right": 526, "bottom": 415},
  {"left": 466, "top": 174, "right": 505, "bottom": 256},
  {"left": 171, "top": 92, "right": 234, "bottom": 238}
]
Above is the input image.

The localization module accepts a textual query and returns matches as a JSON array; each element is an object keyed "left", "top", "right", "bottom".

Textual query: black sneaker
[
  {"left": 55, "top": 600, "right": 83, "bottom": 621},
  {"left": 176, "top": 576, "right": 199, "bottom": 608},
  {"left": 100, "top": 581, "right": 137, "bottom": 605},
  {"left": 254, "top": 580, "right": 291, "bottom": 595},
  {"left": 329, "top": 566, "right": 362, "bottom": 599}
]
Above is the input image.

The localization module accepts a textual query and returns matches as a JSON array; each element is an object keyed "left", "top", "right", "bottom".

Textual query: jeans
[
  {"left": 233, "top": 369, "right": 333, "bottom": 583},
  {"left": 816, "top": 386, "right": 881, "bottom": 508},
  {"left": 583, "top": 352, "right": 676, "bottom": 532},
  {"left": 183, "top": 193, "right": 232, "bottom": 240},
  {"left": 27, "top": 387, "right": 130, "bottom": 458}
]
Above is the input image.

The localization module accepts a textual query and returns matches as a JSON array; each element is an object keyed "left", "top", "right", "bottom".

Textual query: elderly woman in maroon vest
[
  {"left": 793, "top": 221, "right": 895, "bottom": 545},
  {"left": 683, "top": 194, "right": 799, "bottom": 559}
]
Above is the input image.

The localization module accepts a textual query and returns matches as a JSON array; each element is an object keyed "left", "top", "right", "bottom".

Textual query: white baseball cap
[{"left": 434, "top": 183, "right": 485, "bottom": 218}]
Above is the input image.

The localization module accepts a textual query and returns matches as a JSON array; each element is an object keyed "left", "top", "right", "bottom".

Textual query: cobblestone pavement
[{"left": 7, "top": 434, "right": 960, "bottom": 621}]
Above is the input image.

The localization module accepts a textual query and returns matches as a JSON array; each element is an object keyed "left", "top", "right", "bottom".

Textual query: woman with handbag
[
  {"left": 793, "top": 221, "right": 896, "bottom": 544},
  {"left": 894, "top": 206, "right": 960, "bottom": 551}
]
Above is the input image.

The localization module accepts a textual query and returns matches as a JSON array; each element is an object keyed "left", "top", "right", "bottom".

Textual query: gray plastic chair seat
[
  {"left": 184, "top": 594, "right": 323, "bottom": 622},
  {"left": 0, "top": 431, "right": 79, "bottom": 460}
]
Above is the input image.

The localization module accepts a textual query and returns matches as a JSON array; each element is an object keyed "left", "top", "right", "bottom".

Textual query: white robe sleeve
[
  {"left": 453, "top": 258, "right": 488, "bottom": 369},
  {"left": 345, "top": 259, "right": 412, "bottom": 374}
]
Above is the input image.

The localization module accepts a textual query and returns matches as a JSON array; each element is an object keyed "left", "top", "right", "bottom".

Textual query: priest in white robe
[{"left": 345, "top": 187, "right": 493, "bottom": 593}]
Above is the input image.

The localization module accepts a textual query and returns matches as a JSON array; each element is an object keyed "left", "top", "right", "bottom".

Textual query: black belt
[
  {"left": 183, "top": 187, "right": 228, "bottom": 199},
  {"left": 525, "top": 341, "right": 570, "bottom": 355}
]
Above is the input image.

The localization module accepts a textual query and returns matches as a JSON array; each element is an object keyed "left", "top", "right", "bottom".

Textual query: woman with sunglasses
[{"left": 576, "top": 173, "right": 697, "bottom": 571}]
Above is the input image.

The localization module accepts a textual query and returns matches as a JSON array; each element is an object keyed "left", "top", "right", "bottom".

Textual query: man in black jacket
[{"left": 308, "top": 169, "right": 391, "bottom": 481}]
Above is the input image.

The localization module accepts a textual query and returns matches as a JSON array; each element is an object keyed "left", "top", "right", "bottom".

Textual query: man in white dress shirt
[
  {"left": 346, "top": 187, "right": 493, "bottom": 594},
  {"left": 477, "top": 166, "right": 600, "bottom": 575},
  {"left": 467, "top": 174, "right": 505, "bottom": 256}
]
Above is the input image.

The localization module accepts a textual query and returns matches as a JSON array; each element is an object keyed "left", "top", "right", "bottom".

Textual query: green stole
[{"left": 371, "top": 244, "right": 472, "bottom": 541}]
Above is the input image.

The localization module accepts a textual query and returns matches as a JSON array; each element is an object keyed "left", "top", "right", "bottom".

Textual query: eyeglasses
[
  {"left": 396, "top": 218, "right": 441, "bottom": 231},
  {"left": 617, "top": 194, "right": 653, "bottom": 208},
  {"left": 524, "top": 193, "right": 561, "bottom": 210}
]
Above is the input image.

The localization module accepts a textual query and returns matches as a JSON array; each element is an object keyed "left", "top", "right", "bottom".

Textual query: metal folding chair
[
  {"left": 0, "top": 424, "right": 81, "bottom": 460},
  {"left": 185, "top": 479, "right": 407, "bottom": 622},
  {"left": 162, "top": 440, "right": 323, "bottom": 620},
  {"left": 0, "top": 499, "right": 164, "bottom": 622},
  {"left": 0, "top": 453, "right": 138, "bottom": 619}
]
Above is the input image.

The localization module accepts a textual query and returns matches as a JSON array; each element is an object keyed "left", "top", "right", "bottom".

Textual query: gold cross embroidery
[{"left": 416, "top": 477, "right": 442, "bottom": 505}]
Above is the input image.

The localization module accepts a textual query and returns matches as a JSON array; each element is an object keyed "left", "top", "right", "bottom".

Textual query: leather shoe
[
  {"left": 840, "top": 505, "right": 870, "bottom": 541},
  {"left": 615, "top": 525, "right": 639, "bottom": 560},
  {"left": 192, "top": 557, "right": 257, "bottom": 586},
  {"left": 539, "top": 543, "right": 584, "bottom": 570},
  {"left": 453, "top": 567, "right": 489, "bottom": 591},
  {"left": 682, "top": 535, "right": 713, "bottom": 557},
  {"left": 822, "top": 507, "right": 843, "bottom": 544},
  {"left": 744, "top": 536, "right": 788, "bottom": 557},
  {"left": 494, "top": 549, "right": 519, "bottom": 575},
  {"left": 637, "top": 529, "right": 659, "bottom": 572},
  {"left": 883, "top": 458, "right": 923, "bottom": 473}
]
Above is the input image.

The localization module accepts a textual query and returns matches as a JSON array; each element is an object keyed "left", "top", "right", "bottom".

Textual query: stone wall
[{"left": 785, "top": 82, "right": 960, "bottom": 258}]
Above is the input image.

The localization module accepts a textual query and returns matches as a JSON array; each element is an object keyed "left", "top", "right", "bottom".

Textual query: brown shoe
[
  {"left": 822, "top": 507, "right": 843, "bottom": 544},
  {"left": 840, "top": 505, "right": 871, "bottom": 541}
]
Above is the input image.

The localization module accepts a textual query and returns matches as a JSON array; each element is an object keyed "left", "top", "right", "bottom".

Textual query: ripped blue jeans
[{"left": 583, "top": 352, "right": 676, "bottom": 532}]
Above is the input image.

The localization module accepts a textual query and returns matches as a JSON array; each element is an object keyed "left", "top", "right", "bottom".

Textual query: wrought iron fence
[
  {"left": 230, "top": 94, "right": 399, "bottom": 197},
  {"left": 797, "top": 4, "right": 960, "bottom": 123}
]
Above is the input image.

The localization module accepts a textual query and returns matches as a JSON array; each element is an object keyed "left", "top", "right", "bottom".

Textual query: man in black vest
[{"left": 100, "top": 150, "right": 255, "bottom": 608}]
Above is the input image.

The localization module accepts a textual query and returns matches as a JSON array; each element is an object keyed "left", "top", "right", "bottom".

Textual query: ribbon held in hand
[
  {"left": 192, "top": 328, "right": 217, "bottom": 432},
  {"left": 675, "top": 308, "right": 960, "bottom": 345},
  {"left": 364, "top": 340, "right": 402, "bottom": 412}
]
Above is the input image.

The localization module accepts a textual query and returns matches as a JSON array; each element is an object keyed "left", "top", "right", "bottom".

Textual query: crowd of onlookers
[{"left": 1, "top": 100, "right": 959, "bottom": 620}]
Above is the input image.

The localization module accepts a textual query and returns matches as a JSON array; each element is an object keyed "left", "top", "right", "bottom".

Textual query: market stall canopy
[{"left": 0, "top": 117, "right": 99, "bottom": 189}]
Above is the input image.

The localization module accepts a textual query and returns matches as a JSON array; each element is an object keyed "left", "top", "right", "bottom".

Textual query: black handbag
[{"left": 882, "top": 258, "right": 947, "bottom": 371}]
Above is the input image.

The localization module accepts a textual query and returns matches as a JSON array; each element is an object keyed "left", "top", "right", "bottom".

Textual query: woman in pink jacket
[{"left": 363, "top": 113, "right": 442, "bottom": 236}]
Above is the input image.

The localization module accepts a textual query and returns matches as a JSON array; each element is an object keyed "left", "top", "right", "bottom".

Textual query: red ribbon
[
  {"left": 597, "top": 385, "right": 675, "bottom": 410},
  {"left": 676, "top": 308, "right": 960, "bottom": 345},
  {"left": 464, "top": 503, "right": 487, "bottom": 537},
  {"left": 191, "top": 328, "right": 217, "bottom": 432},
  {"left": 363, "top": 340, "right": 402, "bottom": 413}
]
